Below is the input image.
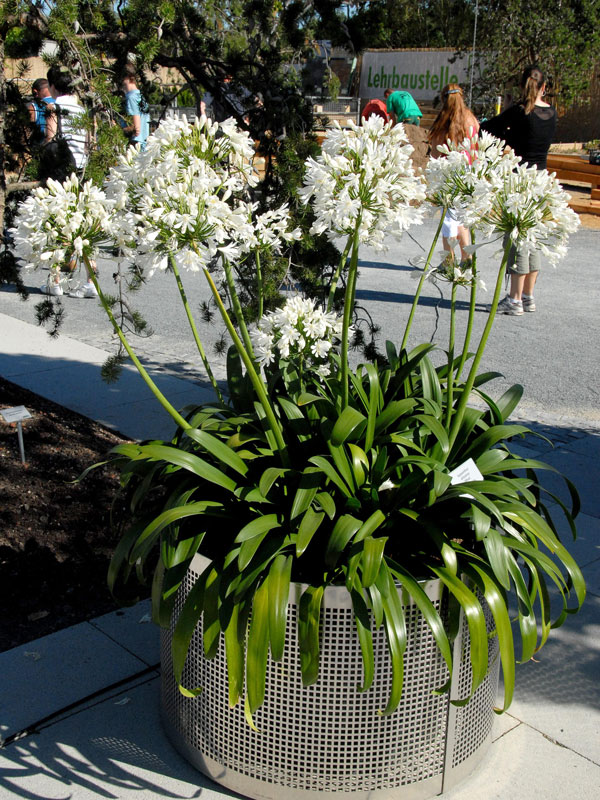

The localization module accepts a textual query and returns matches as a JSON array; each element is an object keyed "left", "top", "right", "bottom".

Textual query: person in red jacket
[{"left": 361, "top": 97, "right": 390, "bottom": 124}]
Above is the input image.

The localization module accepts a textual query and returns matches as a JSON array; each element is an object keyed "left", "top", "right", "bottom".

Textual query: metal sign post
[{"left": 1, "top": 405, "right": 32, "bottom": 464}]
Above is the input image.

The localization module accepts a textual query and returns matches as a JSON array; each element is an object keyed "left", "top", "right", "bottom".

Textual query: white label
[
  {"left": 1, "top": 405, "right": 32, "bottom": 424},
  {"left": 448, "top": 458, "right": 484, "bottom": 485}
]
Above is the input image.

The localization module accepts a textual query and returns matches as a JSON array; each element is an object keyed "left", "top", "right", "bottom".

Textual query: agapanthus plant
[{"left": 10, "top": 116, "right": 585, "bottom": 726}]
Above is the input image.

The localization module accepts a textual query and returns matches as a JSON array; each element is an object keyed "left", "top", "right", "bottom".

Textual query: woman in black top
[{"left": 481, "top": 66, "right": 558, "bottom": 315}]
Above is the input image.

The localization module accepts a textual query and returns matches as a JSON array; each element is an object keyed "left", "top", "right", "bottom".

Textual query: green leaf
[
  {"left": 414, "top": 414, "right": 450, "bottom": 456},
  {"left": 267, "top": 555, "right": 292, "bottom": 661},
  {"left": 462, "top": 425, "right": 531, "bottom": 462},
  {"left": 290, "top": 468, "right": 322, "bottom": 520},
  {"left": 496, "top": 384, "right": 524, "bottom": 422},
  {"left": 259, "top": 467, "right": 289, "bottom": 498},
  {"left": 224, "top": 603, "right": 244, "bottom": 707},
  {"left": 185, "top": 428, "right": 249, "bottom": 476},
  {"left": 363, "top": 362, "right": 382, "bottom": 451},
  {"left": 315, "top": 491, "right": 336, "bottom": 519},
  {"left": 235, "top": 514, "right": 281, "bottom": 543},
  {"left": 325, "top": 514, "right": 362, "bottom": 568},
  {"left": 379, "top": 564, "right": 407, "bottom": 714},
  {"left": 348, "top": 443, "right": 369, "bottom": 487},
  {"left": 298, "top": 585, "right": 324, "bottom": 686},
  {"left": 351, "top": 587, "right": 374, "bottom": 692},
  {"left": 331, "top": 406, "right": 367, "bottom": 446},
  {"left": 130, "top": 501, "right": 221, "bottom": 562},
  {"left": 202, "top": 567, "right": 221, "bottom": 659},
  {"left": 353, "top": 509, "right": 386, "bottom": 543},
  {"left": 374, "top": 399, "right": 417, "bottom": 434},
  {"left": 171, "top": 563, "right": 211, "bottom": 696},
  {"left": 419, "top": 355, "right": 443, "bottom": 405},
  {"left": 308, "top": 455, "right": 351, "bottom": 497},
  {"left": 246, "top": 579, "right": 270, "bottom": 714},
  {"left": 431, "top": 567, "right": 489, "bottom": 697},
  {"left": 361, "top": 537, "right": 388, "bottom": 587},
  {"left": 296, "top": 507, "right": 326, "bottom": 556},
  {"left": 465, "top": 563, "right": 515, "bottom": 713}
]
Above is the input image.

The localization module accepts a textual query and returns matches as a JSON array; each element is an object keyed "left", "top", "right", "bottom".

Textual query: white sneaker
[
  {"left": 68, "top": 283, "right": 98, "bottom": 299},
  {"left": 496, "top": 295, "right": 523, "bottom": 316},
  {"left": 41, "top": 283, "right": 63, "bottom": 296},
  {"left": 522, "top": 295, "right": 536, "bottom": 312}
]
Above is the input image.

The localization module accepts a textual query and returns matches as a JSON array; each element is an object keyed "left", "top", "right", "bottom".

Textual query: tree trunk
[{"left": 0, "top": 32, "right": 7, "bottom": 242}]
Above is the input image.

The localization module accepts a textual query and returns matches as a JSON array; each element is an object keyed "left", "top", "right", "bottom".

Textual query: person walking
[
  {"left": 481, "top": 65, "right": 557, "bottom": 315},
  {"left": 121, "top": 66, "right": 150, "bottom": 150},
  {"left": 384, "top": 88, "right": 422, "bottom": 126},
  {"left": 428, "top": 83, "right": 480, "bottom": 261},
  {"left": 27, "top": 78, "right": 55, "bottom": 141}
]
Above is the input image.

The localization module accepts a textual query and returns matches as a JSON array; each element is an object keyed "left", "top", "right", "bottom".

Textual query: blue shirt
[
  {"left": 32, "top": 96, "right": 55, "bottom": 136},
  {"left": 124, "top": 89, "right": 150, "bottom": 147}
]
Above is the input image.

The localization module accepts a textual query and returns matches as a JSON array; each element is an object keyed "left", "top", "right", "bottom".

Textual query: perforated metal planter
[{"left": 161, "top": 553, "right": 500, "bottom": 800}]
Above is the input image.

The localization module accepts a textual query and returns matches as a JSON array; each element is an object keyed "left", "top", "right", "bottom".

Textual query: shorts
[
  {"left": 442, "top": 209, "right": 460, "bottom": 239},
  {"left": 504, "top": 235, "right": 541, "bottom": 274}
]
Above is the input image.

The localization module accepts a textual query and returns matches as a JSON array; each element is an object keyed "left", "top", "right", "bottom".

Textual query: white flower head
[{"left": 300, "top": 116, "right": 426, "bottom": 248}]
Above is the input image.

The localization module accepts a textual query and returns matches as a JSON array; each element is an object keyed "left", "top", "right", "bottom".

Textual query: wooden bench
[{"left": 546, "top": 154, "right": 600, "bottom": 216}]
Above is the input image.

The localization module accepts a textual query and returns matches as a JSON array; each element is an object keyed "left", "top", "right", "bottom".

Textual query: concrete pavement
[{"left": 1, "top": 244, "right": 599, "bottom": 798}]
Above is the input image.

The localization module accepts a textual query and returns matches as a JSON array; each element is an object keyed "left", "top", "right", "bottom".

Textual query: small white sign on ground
[{"left": 1, "top": 405, "right": 32, "bottom": 424}]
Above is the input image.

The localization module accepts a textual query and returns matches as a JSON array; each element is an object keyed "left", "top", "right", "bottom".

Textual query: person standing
[
  {"left": 481, "top": 65, "right": 558, "bottom": 315},
  {"left": 428, "top": 84, "right": 480, "bottom": 261},
  {"left": 27, "top": 78, "right": 55, "bottom": 141},
  {"left": 121, "top": 66, "right": 150, "bottom": 150},
  {"left": 361, "top": 96, "right": 390, "bottom": 124},
  {"left": 384, "top": 88, "right": 422, "bottom": 126},
  {"left": 45, "top": 66, "right": 89, "bottom": 173}
]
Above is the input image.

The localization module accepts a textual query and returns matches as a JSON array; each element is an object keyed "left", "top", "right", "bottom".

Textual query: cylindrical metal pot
[{"left": 162, "top": 553, "right": 499, "bottom": 800}]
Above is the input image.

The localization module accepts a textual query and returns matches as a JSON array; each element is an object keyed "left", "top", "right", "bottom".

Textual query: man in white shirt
[{"left": 45, "top": 66, "right": 88, "bottom": 172}]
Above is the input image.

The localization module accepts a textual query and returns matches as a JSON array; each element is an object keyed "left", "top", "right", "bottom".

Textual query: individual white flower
[{"left": 300, "top": 116, "right": 426, "bottom": 248}]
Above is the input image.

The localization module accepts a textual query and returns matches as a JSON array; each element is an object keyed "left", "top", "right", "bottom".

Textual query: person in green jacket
[{"left": 384, "top": 88, "right": 422, "bottom": 126}]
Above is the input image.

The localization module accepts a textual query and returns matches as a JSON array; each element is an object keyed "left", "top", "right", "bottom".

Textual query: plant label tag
[
  {"left": 449, "top": 458, "right": 484, "bottom": 485},
  {"left": 1, "top": 405, "right": 32, "bottom": 424}
]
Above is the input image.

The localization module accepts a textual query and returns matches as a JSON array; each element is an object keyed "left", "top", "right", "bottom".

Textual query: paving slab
[
  {"left": 507, "top": 593, "right": 600, "bottom": 765},
  {"left": 0, "top": 679, "right": 238, "bottom": 800},
  {"left": 0, "top": 622, "right": 152, "bottom": 742},
  {"left": 441, "top": 720, "right": 600, "bottom": 799},
  {"left": 535, "top": 447, "right": 600, "bottom": 518},
  {"left": 89, "top": 600, "right": 160, "bottom": 667}
]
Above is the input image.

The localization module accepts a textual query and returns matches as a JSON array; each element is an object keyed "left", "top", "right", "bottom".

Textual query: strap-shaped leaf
[
  {"left": 361, "top": 537, "right": 388, "bottom": 587},
  {"left": 379, "top": 564, "right": 407, "bottom": 715},
  {"left": 353, "top": 509, "right": 386, "bottom": 543},
  {"left": 246, "top": 579, "right": 270, "bottom": 713},
  {"left": 462, "top": 424, "right": 531, "bottom": 462},
  {"left": 130, "top": 501, "right": 221, "bottom": 562},
  {"left": 296, "top": 507, "right": 326, "bottom": 556},
  {"left": 419, "top": 354, "right": 443, "bottom": 405},
  {"left": 327, "top": 441, "right": 356, "bottom": 491},
  {"left": 224, "top": 603, "right": 244, "bottom": 708},
  {"left": 389, "top": 561, "right": 453, "bottom": 685},
  {"left": 506, "top": 555, "right": 538, "bottom": 663},
  {"left": 496, "top": 384, "right": 524, "bottom": 422},
  {"left": 414, "top": 414, "right": 450, "bottom": 456},
  {"left": 348, "top": 443, "right": 369, "bottom": 487},
  {"left": 464, "top": 563, "right": 515, "bottom": 713},
  {"left": 374, "top": 399, "right": 417, "bottom": 434},
  {"left": 298, "top": 585, "right": 324, "bottom": 686},
  {"left": 314, "top": 491, "right": 336, "bottom": 519},
  {"left": 202, "top": 567, "right": 222, "bottom": 659},
  {"left": 351, "top": 587, "right": 374, "bottom": 692},
  {"left": 267, "top": 554, "right": 292, "bottom": 662},
  {"left": 325, "top": 514, "right": 362, "bottom": 568},
  {"left": 308, "top": 455, "right": 352, "bottom": 497},
  {"left": 430, "top": 566, "right": 489, "bottom": 697},
  {"left": 259, "top": 467, "right": 289, "bottom": 498},
  {"left": 235, "top": 514, "right": 281, "bottom": 543},
  {"left": 119, "top": 443, "right": 238, "bottom": 492},
  {"left": 290, "top": 468, "right": 322, "bottom": 520},
  {"left": 363, "top": 362, "right": 382, "bottom": 451},
  {"left": 331, "top": 406, "right": 367, "bottom": 446},
  {"left": 480, "top": 525, "right": 509, "bottom": 588},
  {"left": 185, "top": 428, "right": 249, "bottom": 476},
  {"left": 171, "top": 562, "right": 212, "bottom": 697}
]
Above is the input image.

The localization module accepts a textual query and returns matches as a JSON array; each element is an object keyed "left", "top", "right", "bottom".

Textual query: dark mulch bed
[{"left": 0, "top": 376, "right": 135, "bottom": 652}]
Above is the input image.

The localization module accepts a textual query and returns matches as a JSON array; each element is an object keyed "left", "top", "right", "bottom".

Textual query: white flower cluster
[
  {"left": 251, "top": 297, "right": 344, "bottom": 377},
  {"left": 472, "top": 163, "right": 581, "bottom": 266},
  {"left": 421, "top": 252, "right": 487, "bottom": 291},
  {"left": 299, "top": 116, "right": 426, "bottom": 249},
  {"left": 104, "top": 115, "right": 299, "bottom": 275},
  {"left": 425, "top": 130, "right": 519, "bottom": 212},
  {"left": 425, "top": 130, "right": 580, "bottom": 265},
  {"left": 10, "top": 174, "right": 113, "bottom": 274}
]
